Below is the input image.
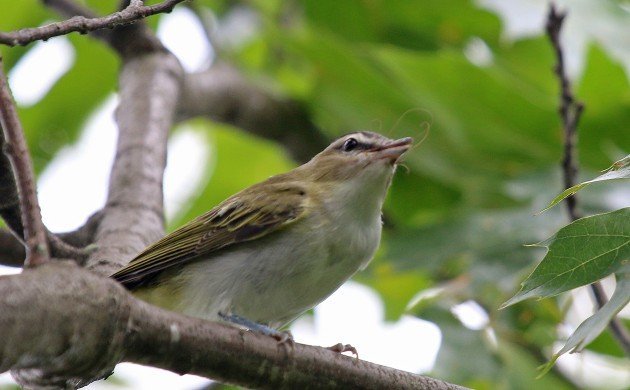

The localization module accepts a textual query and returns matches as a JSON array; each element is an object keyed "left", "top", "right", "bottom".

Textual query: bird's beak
[{"left": 371, "top": 137, "right": 413, "bottom": 163}]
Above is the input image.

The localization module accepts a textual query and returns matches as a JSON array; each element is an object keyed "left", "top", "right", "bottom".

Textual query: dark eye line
[{"left": 338, "top": 137, "right": 374, "bottom": 152}]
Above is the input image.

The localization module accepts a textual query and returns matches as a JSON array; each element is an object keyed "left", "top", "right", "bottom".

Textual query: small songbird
[{"left": 112, "top": 131, "right": 412, "bottom": 334}]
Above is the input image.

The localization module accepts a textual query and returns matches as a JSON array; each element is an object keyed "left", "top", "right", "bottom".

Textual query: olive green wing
[{"left": 111, "top": 183, "right": 309, "bottom": 288}]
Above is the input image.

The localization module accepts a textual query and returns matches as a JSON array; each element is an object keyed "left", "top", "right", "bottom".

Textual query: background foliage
[{"left": 1, "top": 0, "right": 628, "bottom": 388}]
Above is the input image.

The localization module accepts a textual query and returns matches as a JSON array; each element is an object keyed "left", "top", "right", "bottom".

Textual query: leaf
[
  {"left": 169, "top": 121, "right": 295, "bottom": 229},
  {"left": 302, "top": 0, "right": 501, "bottom": 51},
  {"left": 585, "top": 319, "right": 630, "bottom": 358},
  {"left": 540, "top": 154, "right": 630, "bottom": 213},
  {"left": 576, "top": 45, "right": 630, "bottom": 169},
  {"left": 538, "top": 266, "right": 630, "bottom": 376},
  {"left": 422, "top": 306, "right": 571, "bottom": 389},
  {"left": 502, "top": 208, "right": 630, "bottom": 308}
]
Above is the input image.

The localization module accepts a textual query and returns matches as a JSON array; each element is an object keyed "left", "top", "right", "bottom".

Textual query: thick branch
[
  {"left": 126, "top": 305, "right": 461, "bottom": 389},
  {"left": 0, "top": 58, "right": 49, "bottom": 267},
  {"left": 0, "top": 262, "right": 465, "bottom": 389},
  {"left": 178, "top": 64, "right": 329, "bottom": 163},
  {"left": 0, "top": 0, "right": 187, "bottom": 47},
  {"left": 546, "top": 3, "right": 630, "bottom": 356},
  {"left": 38, "top": 0, "right": 177, "bottom": 274},
  {"left": 85, "top": 52, "right": 182, "bottom": 276}
]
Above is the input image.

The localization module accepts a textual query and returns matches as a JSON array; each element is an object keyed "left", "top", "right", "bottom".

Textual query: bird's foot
[
  {"left": 219, "top": 312, "right": 294, "bottom": 351},
  {"left": 326, "top": 343, "right": 359, "bottom": 358}
]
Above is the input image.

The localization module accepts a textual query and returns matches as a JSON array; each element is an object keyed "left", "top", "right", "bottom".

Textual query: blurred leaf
[
  {"left": 358, "top": 262, "right": 432, "bottom": 320},
  {"left": 301, "top": 0, "right": 501, "bottom": 51},
  {"left": 495, "top": 341, "right": 572, "bottom": 390},
  {"left": 576, "top": 45, "right": 630, "bottom": 169},
  {"left": 586, "top": 319, "right": 630, "bottom": 358},
  {"left": 424, "top": 306, "right": 501, "bottom": 385},
  {"left": 491, "top": 37, "right": 557, "bottom": 101},
  {"left": 539, "top": 266, "right": 630, "bottom": 376},
  {"left": 503, "top": 208, "right": 630, "bottom": 308},
  {"left": 0, "top": 1, "right": 53, "bottom": 68},
  {"left": 540, "top": 154, "right": 630, "bottom": 213},
  {"left": 424, "top": 306, "right": 571, "bottom": 389},
  {"left": 386, "top": 207, "right": 563, "bottom": 301},
  {"left": 170, "top": 122, "right": 295, "bottom": 229},
  {"left": 21, "top": 35, "right": 117, "bottom": 173},
  {"left": 384, "top": 170, "right": 462, "bottom": 227}
]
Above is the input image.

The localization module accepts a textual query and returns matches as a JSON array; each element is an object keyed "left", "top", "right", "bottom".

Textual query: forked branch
[
  {"left": 0, "top": 58, "right": 49, "bottom": 267},
  {"left": 546, "top": 3, "right": 630, "bottom": 356}
]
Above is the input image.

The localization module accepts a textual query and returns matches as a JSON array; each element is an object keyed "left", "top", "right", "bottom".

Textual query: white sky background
[{"left": 0, "top": 1, "right": 629, "bottom": 388}]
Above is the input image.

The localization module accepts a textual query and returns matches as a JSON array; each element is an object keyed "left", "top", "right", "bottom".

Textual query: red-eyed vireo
[{"left": 112, "top": 131, "right": 412, "bottom": 333}]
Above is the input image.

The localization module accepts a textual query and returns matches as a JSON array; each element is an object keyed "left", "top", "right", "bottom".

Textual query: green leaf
[
  {"left": 301, "top": 0, "right": 501, "bottom": 51},
  {"left": 538, "top": 266, "right": 630, "bottom": 376},
  {"left": 169, "top": 122, "right": 296, "bottom": 229},
  {"left": 502, "top": 208, "right": 630, "bottom": 308},
  {"left": 586, "top": 320, "right": 629, "bottom": 358},
  {"left": 576, "top": 45, "right": 630, "bottom": 169},
  {"left": 21, "top": 36, "right": 118, "bottom": 173},
  {"left": 540, "top": 154, "right": 630, "bottom": 213}
]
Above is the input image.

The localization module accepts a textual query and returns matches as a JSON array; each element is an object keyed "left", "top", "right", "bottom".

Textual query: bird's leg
[{"left": 219, "top": 312, "right": 294, "bottom": 345}]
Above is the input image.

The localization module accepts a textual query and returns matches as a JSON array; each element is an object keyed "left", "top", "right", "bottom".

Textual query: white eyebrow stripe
[{"left": 349, "top": 132, "right": 372, "bottom": 144}]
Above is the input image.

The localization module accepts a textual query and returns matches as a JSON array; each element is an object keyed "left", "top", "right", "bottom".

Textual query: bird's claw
[
  {"left": 327, "top": 343, "right": 359, "bottom": 358},
  {"left": 272, "top": 330, "right": 294, "bottom": 355}
]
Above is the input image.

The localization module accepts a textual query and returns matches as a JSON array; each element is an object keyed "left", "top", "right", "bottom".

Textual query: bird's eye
[{"left": 342, "top": 138, "right": 358, "bottom": 152}]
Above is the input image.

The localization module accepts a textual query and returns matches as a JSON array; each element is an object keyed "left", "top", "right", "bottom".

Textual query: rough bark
[
  {"left": 85, "top": 51, "right": 183, "bottom": 276},
  {"left": 1, "top": 262, "right": 466, "bottom": 390},
  {"left": 0, "top": 1, "right": 466, "bottom": 388}
]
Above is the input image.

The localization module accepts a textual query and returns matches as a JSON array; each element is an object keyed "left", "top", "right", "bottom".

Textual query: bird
[{"left": 111, "top": 131, "right": 412, "bottom": 337}]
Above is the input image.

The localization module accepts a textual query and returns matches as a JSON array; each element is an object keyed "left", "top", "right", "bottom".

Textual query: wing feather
[{"left": 111, "top": 182, "right": 309, "bottom": 288}]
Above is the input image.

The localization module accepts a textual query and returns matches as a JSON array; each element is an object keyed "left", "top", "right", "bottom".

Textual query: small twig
[
  {"left": 0, "top": 57, "right": 49, "bottom": 267},
  {"left": 546, "top": 3, "right": 630, "bottom": 356},
  {"left": 0, "top": 211, "right": 103, "bottom": 267},
  {"left": 546, "top": 4, "right": 584, "bottom": 218},
  {"left": 43, "top": 0, "right": 165, "bottom": 59},
  {"left": 57, "top": 210, "right": 104, "bottom": 248},
  {"left": 0, "top": 0, "right": 187, "bottom": 47},
  {"left": 0, "top": 123, "right": 25, "bottom": 239}
]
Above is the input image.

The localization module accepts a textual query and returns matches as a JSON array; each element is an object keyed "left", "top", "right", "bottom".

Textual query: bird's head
[
  {"left": 304, "top": 131, "right": 412, "bottom": 183},
  {"left": 295, "top": 132, "right": 412, "bottom": 214}
]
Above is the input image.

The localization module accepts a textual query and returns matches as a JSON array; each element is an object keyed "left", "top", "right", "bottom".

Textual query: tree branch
[
  {"left": 0, "top": 3, "right": 443, "bottom": 388},
  {"left": 0, "top": 210, "right": 103, "bottom": 268},
  {"left": 178, "top": 64, "right": 329, "bottom": 163},
  {"left": 0, "top": 57, "right": 49, "bottom": 267},
  {"left": 0, "top": 0, "right": 187, "bottom": 47},
  {"left": 43, "top": 0, "right": 166, "bottom": 59},
  {"left": 56, "top": 210, "right": 104, "bottom": 248},
  {"left": 84, "top": 52, "right": 183, "bottom": 276},
  {"left": 1, "top": 262, "right": 465, "bottom": 389},
  {"left": 43, "top": 1, "right": 329, "bottom": 163},
  {"left": 546, "top": 3, "right": 630, "bottom": 356},
  {"left": 546, "top": 4, "right": 583, "bottom": 220},
  {"left": 0, "top": 123, "right": 24, "bottom": 240}
]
